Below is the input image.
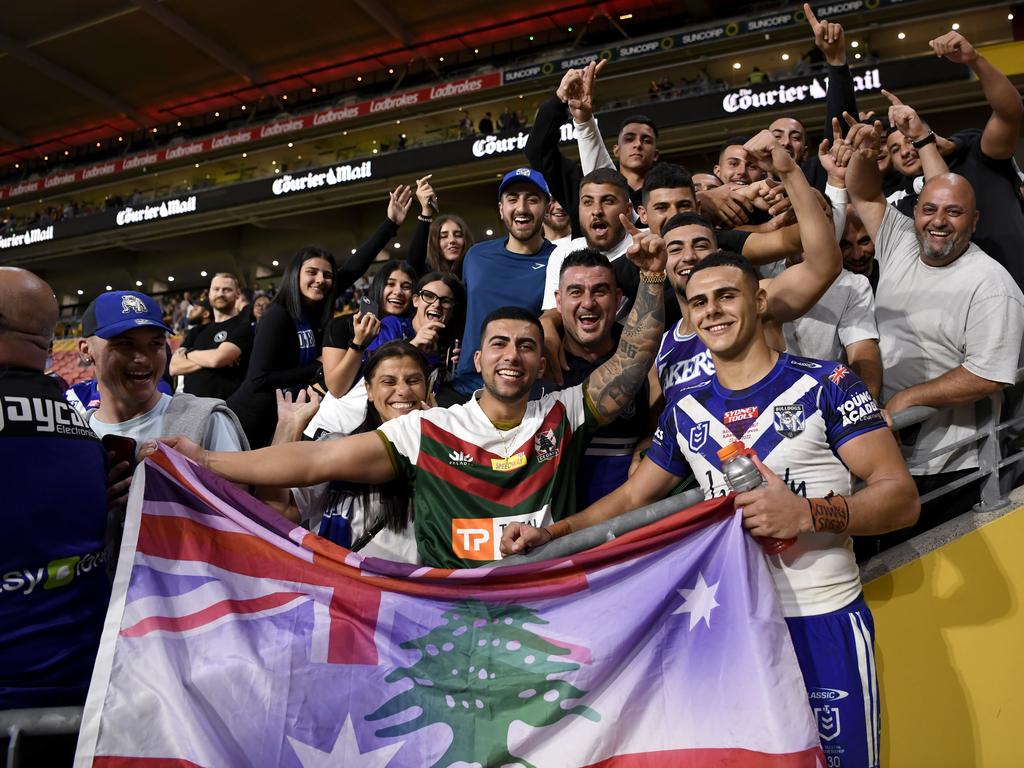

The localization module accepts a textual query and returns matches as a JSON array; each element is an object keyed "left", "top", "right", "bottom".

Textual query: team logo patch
[
  {"left": 723, "top": 406, "right": 758, "bottom": 424},
  {"left": 828, "top": 364, "right": 850, "bottom": 385},
  {"left": 534, "top": 429, "right": 559, "bottom": 462},
  {"left": 688, "top": 422, "right": 709, "bottom": 451},
  {"left": 121, "top": 295, "right": 148, "bottom": 314},
  {"left": 213, "top": 330, "right": 228, "bottom": 343},
  {"left": 814, "top": 703, "right": 842, "bottom": 742},
  {"left": 773, "top": 405, "right": 805, "bottom": 438}
]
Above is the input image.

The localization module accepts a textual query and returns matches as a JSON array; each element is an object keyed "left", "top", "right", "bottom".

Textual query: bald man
[
  {"left": 845, "top": 124, "right": 1024, "bottom": 539},
  {"left": 0, "top": 268, "right": 111, "bottom": 710}
]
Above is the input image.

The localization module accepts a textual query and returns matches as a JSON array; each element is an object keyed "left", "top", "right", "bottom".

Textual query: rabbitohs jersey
[
  {"left": 648, "top": 353, "right": 886, "bottom": 617},
  {"left": 376, "top": 386, "right": 600, "bottom": 569},
  {"left": 656, "top": 321, "right": 716, "bottom": 403}
]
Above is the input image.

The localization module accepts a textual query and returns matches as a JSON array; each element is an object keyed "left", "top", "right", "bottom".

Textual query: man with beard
[
  {"left": 839, "top": 207, "right": 879, "bottom": 292},
  {"left": 541, "top": 168, "right": 633, "bottom": 311},
  {"left": 155, "top": 226, "right": 669, "bottom": 569},
  {"left": 170, "top": 272, "right": 253, "bottom": 400},
  {"left": 543, "top": 199, "right": 571, "bottom": 245},
  {"left": 447, "top": 168, "right": 556, "bottom": 402},
  {"left": 844, "top": 120, "right": 1024, "bottom": 534},
  {"left": 548, "top": 248, "right": 653, "bottom": 507}
]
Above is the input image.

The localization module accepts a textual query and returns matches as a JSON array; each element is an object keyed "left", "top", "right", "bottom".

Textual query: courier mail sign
[{"left": 722, "top": 68, "right": 881, "bottom": 114}]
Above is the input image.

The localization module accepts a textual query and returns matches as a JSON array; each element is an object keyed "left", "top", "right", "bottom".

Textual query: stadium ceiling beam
[
  {"left": 0, "top": 122, "right": 27, "bottom": 147},
  {"left": 0, "top": 31, "right": 152, "bottom": 129},
  {"left": 130, "top": 0, "right": 267, "bottom": 91},
  {"left": 350, "top": 0, "right": 412, "bottom": 48}
]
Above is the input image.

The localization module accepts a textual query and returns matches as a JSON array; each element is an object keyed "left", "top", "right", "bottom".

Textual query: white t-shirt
[
  {"left": 88, "top": 393, "right": 245, "bottom": 452},
  {"left": 785, "top": 269, "right": 878, "bottom": 362},
  {"left": 541, "top": 234, "right": 630, "bottom": 311},
  {"left": 874, "top": 205, "right": 1024, "bottom": 473}
]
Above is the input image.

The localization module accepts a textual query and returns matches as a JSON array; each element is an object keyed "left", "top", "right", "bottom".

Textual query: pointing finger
[
  {"left": 881, "top": 89, "right": 903, "bottom": 106},
  {"left": 842, "top": 110, "right": 859, "bottom": 129},
  {"left": 803, "top": 3, "right": 820, "bottom": 30},
  {"left": 620, "top": 212, "right": 639, "bottom": 236}
]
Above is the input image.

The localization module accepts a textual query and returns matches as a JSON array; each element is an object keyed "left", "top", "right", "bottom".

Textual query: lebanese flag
[{"left": 76, "top": 446, "right": 823, "bottom": 767}]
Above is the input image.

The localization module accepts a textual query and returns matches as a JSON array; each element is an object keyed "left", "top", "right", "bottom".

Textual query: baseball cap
[
  {"left": 82, "top": 290, "right": 172, "bottom": 339},
  {"left": 498, "top": 168, "right": 550, "bottom": 200}
]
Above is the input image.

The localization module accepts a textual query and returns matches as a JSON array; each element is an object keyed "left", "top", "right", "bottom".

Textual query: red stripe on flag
[
  {"left": 94, "top": 758, "right": 206, "bottom": 767},
  {"left": 120, "top": 591, "right": 305, "bottom": 637},
  {"left": 583, "top": 746, "right": 825, "bottom": 767}
]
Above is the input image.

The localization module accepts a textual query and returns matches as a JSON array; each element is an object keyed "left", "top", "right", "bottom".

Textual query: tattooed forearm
[
  {"left": 809, "top": 494, "right": 850, "bottom": 533},
  {"left": 586, "top": 281, "right": 665, "bottom": 421}
]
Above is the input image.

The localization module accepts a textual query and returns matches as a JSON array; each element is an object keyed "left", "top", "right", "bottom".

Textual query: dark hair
[
  {"left": 272, "top": 246, "right": 337, "bottom": 329},
  {"left": 351, "top": 340, "right": 429, "bottom": 535},
  {"left": 426, "top": 214, "right": 474, "bottom": 277},
  {"left": 369, "top": 261, "right": 418, "bottom": 316},
  {"left": 685, "top": 250, "right": 760, "bottom": 296},
  {"left": 479, "top": 306, "right": 544, "bottom": 344},
  {"left": 642, "top": 162, "right": 695, "bottom": 205},
  {"left": 662, "top": 212, "right": 716, "bottom": 239},
  {"left": 559, "top": 247, "right": 615, "bottom": 279},
  {"left": 718, "top": 136, "right": 751, "bottom": 158},
  {"left": 618, "top": 114, "right": 659, "bottom": 140},
  {"left": 580, "top": 167, "right": 630, "bottom": 197},
  {"left": 415, "top": 271, "right": 466, "bottom": 348}
]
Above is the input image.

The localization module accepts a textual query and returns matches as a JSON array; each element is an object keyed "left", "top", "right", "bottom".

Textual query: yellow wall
[
  {"left": 864, "top": 506, "right": 1024, "bottom": 766},
  {"left": 978, "top": 41, "right": 1024, "bottom": 76}
]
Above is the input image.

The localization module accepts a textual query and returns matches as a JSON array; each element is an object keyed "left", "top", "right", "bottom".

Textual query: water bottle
[{"left": 717, "top": 441, "right": 795, "bottom": 555}]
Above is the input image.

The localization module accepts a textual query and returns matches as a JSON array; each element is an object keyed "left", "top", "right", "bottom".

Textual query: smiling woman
[{"left": 227, "top": 246, "right": 338, "bottom": 448}]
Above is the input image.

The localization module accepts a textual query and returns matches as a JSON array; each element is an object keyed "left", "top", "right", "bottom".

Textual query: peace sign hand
[{"left": 622, "top": 214, "right": 667, "bottom": 274}]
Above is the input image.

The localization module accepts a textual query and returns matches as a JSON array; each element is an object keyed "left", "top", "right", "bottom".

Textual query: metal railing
[{"left": 0, "top": 706, "right": 82, "bottom": 767}]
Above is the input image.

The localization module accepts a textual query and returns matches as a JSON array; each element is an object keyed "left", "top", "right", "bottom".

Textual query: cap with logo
[
  {"left": 497, "top": 167, "right": 550, "bottom": 201},
  {"left": 82, "top": 290, "right": 172, "bottom": 339}
]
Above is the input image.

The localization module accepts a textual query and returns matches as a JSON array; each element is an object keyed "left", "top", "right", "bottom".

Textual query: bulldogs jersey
[
  {"left": 655, "top": 321, "right": 716, "bottom": 403},
  {"left": 648, "top": 353, "right": 886, "bottom": 617}
]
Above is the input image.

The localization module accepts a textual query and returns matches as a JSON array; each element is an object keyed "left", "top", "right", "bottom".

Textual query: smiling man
[
  {"left": 159, "top": 222, "right": 669, "bottom": 569},
  {"left": 844, "top": 121, "right": 1024, "bottom": 532},
  {"left": 79, "top": 290, "right": 247, "bottom": 451}
]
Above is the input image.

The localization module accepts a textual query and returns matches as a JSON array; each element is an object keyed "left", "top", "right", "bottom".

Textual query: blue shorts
[{"left": 786, "top": 596, "right": 880, "bottom": 768}]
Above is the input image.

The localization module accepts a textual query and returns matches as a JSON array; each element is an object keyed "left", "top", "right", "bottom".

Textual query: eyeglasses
[{"left": 417, "top": 289, "right": 455, "bottom": 309}]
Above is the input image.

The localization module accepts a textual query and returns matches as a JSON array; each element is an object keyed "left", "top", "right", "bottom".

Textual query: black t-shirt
[
  {"left": 182, "top": 314, "right": 253, "bottom": 400},
  {"left": 323, "top": 314, "right": 356, "bottom": 350}
]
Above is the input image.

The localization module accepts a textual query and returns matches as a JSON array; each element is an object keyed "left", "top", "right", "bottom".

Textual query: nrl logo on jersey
[
  {"left": 688, "top": 422, "right": 709, "bottom": 451},
  {"left": 121, "top": 295, "right": 148, "bottom": 314},
  {"left": 448, "top": 450, "right": 473, "bottom": 466},
  {"left": 773, "top": 405, "right": 805, "bottom": 438},
  {"left": 534, "top": 429, "right": 559, "bottom": 462}
]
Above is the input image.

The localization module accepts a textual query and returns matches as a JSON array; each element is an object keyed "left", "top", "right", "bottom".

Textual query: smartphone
[
  {"left": 102, "top": 434, "right": 138, "bottom": 470},
  {"left": 358, "top": 295, "right": 379, "bottom": 319}
]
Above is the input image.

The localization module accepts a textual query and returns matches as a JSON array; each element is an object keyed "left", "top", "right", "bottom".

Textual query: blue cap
[
  {"left": 498, "top": 167, "right": 550, "bottom": 200},
  {"left": 82, "top": 290, "right": 172, "bottom": 339}
]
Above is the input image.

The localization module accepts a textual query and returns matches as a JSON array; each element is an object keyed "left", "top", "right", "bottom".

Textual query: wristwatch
[
  {"left": 350, "top": 341, "right": 366, "bottom": 352},
  {"left": 910, "top": 131, "right": 936, "bottom": 149}
]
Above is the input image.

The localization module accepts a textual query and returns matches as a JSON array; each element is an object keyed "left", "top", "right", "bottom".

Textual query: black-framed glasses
[{"left": 418, "top": 289, "right": 455, "bottom": 309}]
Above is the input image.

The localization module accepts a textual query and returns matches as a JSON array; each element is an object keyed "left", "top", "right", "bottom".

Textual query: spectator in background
[
  {"left": 251, "top": 294, "right": 270, "bottom": 325},
  {"left": 839, "top": 206, "right": 879, "bottom": 292},
  {"left": 843, "top": 119, "right": 1024, "bottom": 538},
  {"left": 425, "top": 215, "right": 473, "bottom": 277},
  {"left": 170, "top": 272, "right": 253, "bottom": 401},
  {"left": 478, "top": 112, "right": 494, "bottom": 135},
  {"left": 691, "top": 172, "right": 722, "bottom": 193},
  {"left": 0, "top": 268, "right": 109, "bottom": 715},
  {"left": 498, "top": 107, "right": 515, "bottom": 132},
  {"left": 543, "top": 200, "right": 572, "bottom": 245},
  {"left": 748, "top": 66, "right": 769, "bottom": 84},
  {"left": 228, "top": 248, "right": 337, "bottom": 448}
]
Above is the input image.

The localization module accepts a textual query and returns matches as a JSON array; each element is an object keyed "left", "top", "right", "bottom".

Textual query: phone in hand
[
  {"left": 358, "top": 295, "right": 379, "bottom": 319},
  {"left": 102, "top": 434, "right": 138, "bottom": 471}
]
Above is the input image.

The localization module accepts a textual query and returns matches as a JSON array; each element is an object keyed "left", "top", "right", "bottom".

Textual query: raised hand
[
  {"left": 352, "top": 310, "right": 381, "bottom": 346},
  {"left": 744, "top": 129, "right": 797, "bottom": 176},
  {"left": 929, "top": 31, "right": 978, "bottom": 65},
  {"left": 558, "top": 59, "right": 607, "bottom": 123},
  {"left": 882, "top": 89, "right": 928, "bottom": 141},
  {"left": 414, "top": 174, "right": 437, "bottom": 217},
  {"left": 622, "top": 213, "right": 667, "bottom": 273},
  {"left": 411, "top": 320, "right": 445, "bottom": 352},
  {"left": 818, "top": 116, "right": 847, "bottom": 183},
  {"left": 804, "top": 3, "right": 846, "bottom": 66},
  {"left": 386, "top": 184, "right": 414, "bottom": 225},
  {"left": 275, "top": 388, "right": 322, "bottom": 435}
]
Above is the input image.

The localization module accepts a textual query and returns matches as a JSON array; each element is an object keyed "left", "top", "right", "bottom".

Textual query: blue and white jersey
[
  {"left": 655, "top": 320, "right": 715, "bottom": 403},
  {"left": 649, "top": 353, "right": 887, "bottom": 617}
]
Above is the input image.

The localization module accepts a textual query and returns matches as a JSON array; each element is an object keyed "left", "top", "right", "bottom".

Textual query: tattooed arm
[{"left": 585, "top": 215, "right": 667, "bottom": 424}]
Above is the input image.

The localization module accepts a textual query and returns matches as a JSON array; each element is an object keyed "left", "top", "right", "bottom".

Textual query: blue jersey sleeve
[
  {"left": 646, "top": 406, "right": 690, "bottom": 478},
  {"left": 821, "top": 364, "right": 886, "bottom": 450}
]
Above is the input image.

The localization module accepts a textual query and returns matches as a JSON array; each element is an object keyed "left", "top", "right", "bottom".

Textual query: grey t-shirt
[
  {"left": 784, "top": 269, "right": 878, "bottom": 363},
  {"left": 874, "top": 206, "right": 1024, "bottom": 473}
]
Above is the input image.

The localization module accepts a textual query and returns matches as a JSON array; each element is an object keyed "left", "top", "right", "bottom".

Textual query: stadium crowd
[{"left": 2, "top": 7, "right": 1023, "bottom": 766}]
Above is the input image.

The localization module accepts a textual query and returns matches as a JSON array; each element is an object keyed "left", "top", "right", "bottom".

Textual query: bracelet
[
  {"left": 910, "top": 130, "right": 936, "bottom": 149},
  {"left": 807, "top": 492, "right": 850, "bottom": 534},
  {"left": 640, "top": 270, "right": 667, "bottom": 284},
  {"left": 542, "top": 520, "right": 573, "bottom": 542},
  {"left": 417, "top": 214, "right": 433, "bottom": 223},
  {"left": 350, "top": 341, "right": 366, "bottom": 352}
]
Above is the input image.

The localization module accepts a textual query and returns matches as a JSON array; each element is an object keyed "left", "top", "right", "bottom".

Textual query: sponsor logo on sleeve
[{"left": 838, "top": 390, "right": 880, "bottom": 427}]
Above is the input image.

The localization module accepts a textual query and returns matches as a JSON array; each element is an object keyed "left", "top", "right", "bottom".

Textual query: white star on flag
[
  {"left": 288, "top": 715, "right": 403, "bottom": 767},
  {"left": 672, "top": 571, "right": 721, "bottom": 631}
]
